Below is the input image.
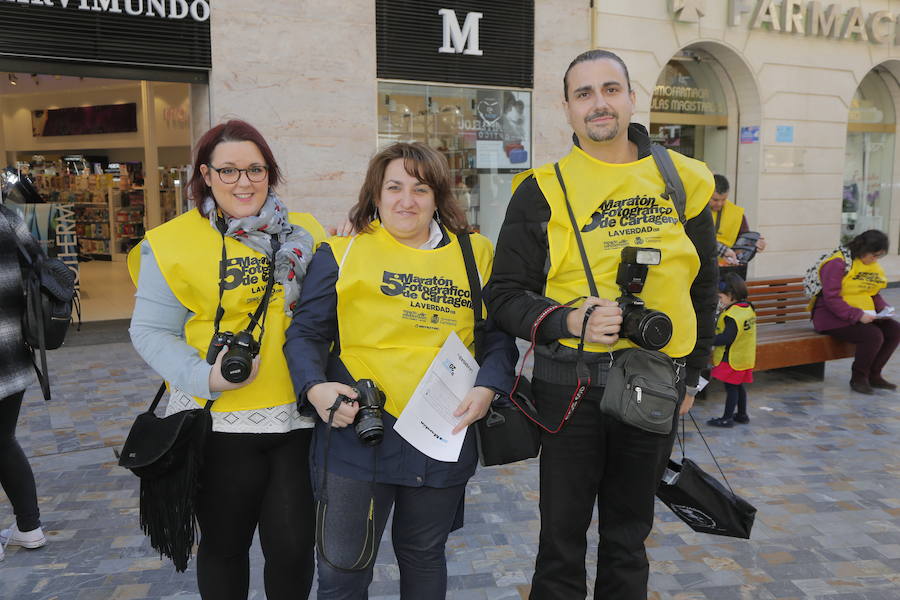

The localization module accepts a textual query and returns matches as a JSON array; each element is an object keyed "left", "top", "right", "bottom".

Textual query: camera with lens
[
  {"left": 615, "top": 246, "right": 673, "bottom": 351},
  {"left": 205, "top": 330, "right": 261, "bottom": 384},
  {"left": 338, "top": 379, "right": 385, "bottom": 447}
]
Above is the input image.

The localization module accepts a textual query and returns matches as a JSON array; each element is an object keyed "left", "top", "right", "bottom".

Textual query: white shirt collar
[{"left": 419, "top": 219, "right": 444, "bottom": 250}]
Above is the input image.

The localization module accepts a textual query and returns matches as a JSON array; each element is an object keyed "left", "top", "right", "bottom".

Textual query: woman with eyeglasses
[
  {"left": 128, "top": 120, "right": 326, "bottom": 598},
  {"left": 812, "top": 229, "right": 900, "bottom": 395}
]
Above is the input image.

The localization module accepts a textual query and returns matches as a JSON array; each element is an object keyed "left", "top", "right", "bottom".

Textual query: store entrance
[{"left": 0, "top": 73, "right": 194, "bottom": 321}]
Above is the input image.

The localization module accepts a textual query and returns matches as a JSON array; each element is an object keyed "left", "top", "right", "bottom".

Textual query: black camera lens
[
  {"left": 351, "top": 379, "right": 385, "bottom": 447},
  {"left": 355, "top": 409, "right": 384, "bottom": 447},
  {"left": 220, "top": 330, "right": 259, "bottom": 383},
  {"left": 621, "top": 304, "right": 672, "bottom": 351}
]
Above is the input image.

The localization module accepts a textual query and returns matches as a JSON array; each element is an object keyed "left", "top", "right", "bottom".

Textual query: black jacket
[{"left": 484, "top": 124, "right": 718, "bottom": 387}]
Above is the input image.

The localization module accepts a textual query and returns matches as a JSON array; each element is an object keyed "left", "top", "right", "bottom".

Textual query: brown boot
[
  {"left": 870, "top": 376, "right": 898, "bottom": 390},
  {"left": 850, "top": 379, "right": 875, "bottom": 395}
]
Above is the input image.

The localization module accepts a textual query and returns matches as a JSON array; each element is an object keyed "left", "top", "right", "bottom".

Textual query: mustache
[{"left": 585, "top": 110, "right": 617, "bottom": 123}]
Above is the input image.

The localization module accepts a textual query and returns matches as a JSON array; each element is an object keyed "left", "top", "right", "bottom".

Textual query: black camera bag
[{"left": 119, "top": 383, "right": 213, "bottom": 572}]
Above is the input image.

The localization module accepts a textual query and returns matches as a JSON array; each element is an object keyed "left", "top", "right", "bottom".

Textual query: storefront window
[
  {"left": 843, "top": 71, "right": 895, "bottom": 243},
  {"left": 650, "top": 57, "right": 728, "bottom": 174},
  {"left": 377, "top": 82, "right": 531, "bottom": 242}
]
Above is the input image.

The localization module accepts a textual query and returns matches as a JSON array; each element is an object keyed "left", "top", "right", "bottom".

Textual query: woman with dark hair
[
  {"left": 0, "top": 204, "right": 47, "bottom": 562},
  {"left": 812, "top": 229, "right": 900, "bottom": 394},
  {"left": 284, "top": 142, "right": 517, "bottom": 599},
  {"left": 128, "top": 119, "right": 326, "bottom": 598}
]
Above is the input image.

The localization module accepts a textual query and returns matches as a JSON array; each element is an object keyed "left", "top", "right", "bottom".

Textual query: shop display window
[
  {"left": 843, "top": 71, "right": 896, "bottom": 243},
  {"left": 377, "top": 81, "right": 531, "bottom": 242},
  {"left": 650, "top": 55, "right": 729, "bottom": 174}
]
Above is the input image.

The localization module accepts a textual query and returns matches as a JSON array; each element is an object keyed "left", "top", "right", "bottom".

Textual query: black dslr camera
[
  {"left": 338, "top": 379, "right": 385, "bottom": 447},
  {"left": 206, "top": 330, "right": 261, "bottom": 383},
  {"left": 615, "top": 246, "right": 673, "bottom": 351}
]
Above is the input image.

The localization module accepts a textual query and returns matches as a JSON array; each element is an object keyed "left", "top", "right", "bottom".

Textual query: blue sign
[
  {"left": 776, "top": 125, "right": 794, "bottom": 143},
  {"left": 740, "top": 126, "right": 760, "bottom": 144}
]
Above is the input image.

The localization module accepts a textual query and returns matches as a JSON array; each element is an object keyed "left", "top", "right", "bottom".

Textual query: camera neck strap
[{"left": 212, "top": 214, "right": 281, "bottom": 344}]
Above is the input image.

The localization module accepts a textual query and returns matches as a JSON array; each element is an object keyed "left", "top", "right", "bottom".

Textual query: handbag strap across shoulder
[
  {"left": 457, "top": 232, "right": 486, "bottom": 364},
  {"left": 148, "top": 382, "right": 213, "bottom": 413}
]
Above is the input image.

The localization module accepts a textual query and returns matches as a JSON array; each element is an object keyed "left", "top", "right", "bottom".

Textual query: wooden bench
[{"left": 746, "top": 277, "right": 855, "bottom": 378}]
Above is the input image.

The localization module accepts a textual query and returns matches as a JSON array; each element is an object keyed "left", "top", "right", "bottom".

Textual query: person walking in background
[
  {"left": 812, "top": 230, "right": 900, "bottom": 395},
  {"left": 0, "top": 203, "right": 47, "bottom": 561},
  {"left": 707, "top": 273, "right": 757, "bottom": 428},
  {"left": 128, "top": 120, "right": 326, "bottom": 599}
]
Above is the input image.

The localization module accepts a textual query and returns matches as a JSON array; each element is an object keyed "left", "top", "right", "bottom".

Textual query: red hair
[{"left": 187, "top": 120, "right": 283, "bottom": 214}]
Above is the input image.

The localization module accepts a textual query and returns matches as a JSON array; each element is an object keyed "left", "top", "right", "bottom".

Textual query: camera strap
[{"left": 212, "top": 213, "right": 280, "bottom": 345}]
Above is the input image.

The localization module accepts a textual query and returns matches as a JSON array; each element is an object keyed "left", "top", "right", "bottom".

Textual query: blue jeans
[{"left": 315, "top": 472, "right": 466, "bottom": 599}]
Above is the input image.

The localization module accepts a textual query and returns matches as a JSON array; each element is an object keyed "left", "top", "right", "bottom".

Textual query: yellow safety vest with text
[
  {"left": 127, "top": 209, "right": 327, "bottom": 412},
  {"left": 328, "top": 223, "right": 493, "bottom": 418},
  {"left": 714, "top": 199, "right": 743, "bottom": 248},
  {"left": 712, "top": 303, "right": 757, "bottom": 370},
  {"left": 528, "top": 145, "right": 714, "bottom": 357},
  {"left": 839, "top": 256, "right": 887, "bottom": 311}
]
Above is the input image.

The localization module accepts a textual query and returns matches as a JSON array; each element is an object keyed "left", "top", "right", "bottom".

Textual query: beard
[{"left": 585, "top": 110, "right": 619, "bottom": 142}]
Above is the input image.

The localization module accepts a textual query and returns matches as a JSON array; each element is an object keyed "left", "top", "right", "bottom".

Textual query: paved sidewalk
[{"left": 3, "top": 306, "right": 900, "bottom": 599}]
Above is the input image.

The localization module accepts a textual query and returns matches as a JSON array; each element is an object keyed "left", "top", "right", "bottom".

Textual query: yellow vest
[
  {"left": 714, "top": 199, "right": 743, "bottom": 248},
  {"left": 841, "top": 257, "right": 887, "bottom": 311},
  {"left": 128, "top": 209, "right": 327, "bottom": 412},
  {"left": 526, "top": 145, "right": 714, "bottom": 357},
  {"left": 328, "top": 223, "right": 493, "bottom": 418},
  {"left": 712, "top": 303, "right": 757, "bottom": 370}
]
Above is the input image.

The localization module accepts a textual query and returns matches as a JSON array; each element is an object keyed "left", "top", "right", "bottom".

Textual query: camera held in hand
[
  {"left": 338, "top": 379, "right": 385, "bottom": 447},
  {"left": 205, "top": 330, "right": 261, "bottom": 384},
  {"left": 615, "top": 246, "right": 672, "bottom": 351}
]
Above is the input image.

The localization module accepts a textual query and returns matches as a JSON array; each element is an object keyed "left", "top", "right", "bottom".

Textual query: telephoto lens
[{"left": 220, "top": 330, "right": 260, "bottom": 383}]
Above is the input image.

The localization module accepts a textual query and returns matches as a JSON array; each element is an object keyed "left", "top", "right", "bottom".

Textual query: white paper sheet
[
  {"left": 696, "top": 376, "right": 709, "bottom": 393},
  {"left": 864, "top": 306, "right": 895, "bottom": 319},
  {"left": 393, "top": 331, "right": 478, "bottom": 462}
]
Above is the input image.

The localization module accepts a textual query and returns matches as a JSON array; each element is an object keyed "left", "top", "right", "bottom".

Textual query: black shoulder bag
[{"left": 459, "top": 233, "right": 541, "bottom": 466}]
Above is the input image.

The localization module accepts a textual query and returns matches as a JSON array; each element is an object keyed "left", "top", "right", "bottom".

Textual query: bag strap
[
  {"left": 457, "top": 232, "right": 486, "bottom": 364},
  {"left": 677, "top": 413, "right": 737, "bottom": 496},
  {"left": 554, "top": 163, "right": 599, "bottom": 298},
  {"left": 147, "top": 382, "right": 213, "bottom": 413},
  {"left": 649, "top": 143, "right": 687, "bottom": 225},
  {"left": 12, "top": 233, "right": 53, "bottom": 401}
]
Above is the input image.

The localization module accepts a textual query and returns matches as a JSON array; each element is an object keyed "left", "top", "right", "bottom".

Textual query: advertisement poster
[
  {"left": 475, "top": 90, "right": 531, "bottom": 169},
  {"left": 7, "top": 201, "right": 80, "bottom": 290}
]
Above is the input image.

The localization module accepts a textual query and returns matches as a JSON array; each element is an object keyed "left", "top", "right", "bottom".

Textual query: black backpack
[{"left": 14, "top": 235, "right": 77, "bottom": 400}]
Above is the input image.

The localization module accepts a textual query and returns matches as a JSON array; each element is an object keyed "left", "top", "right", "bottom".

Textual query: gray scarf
[{"left": 202, "top": 193, "right": 313, "bottom": 314}]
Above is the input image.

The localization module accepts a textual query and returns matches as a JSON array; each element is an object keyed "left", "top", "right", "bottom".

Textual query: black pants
[
  {"left": 722, "top": 383, "right": 747, "bottom": 419},
  {"left": 315, "top": 472, "right": 467, "bottom": 599},
  {"left": 196, "top": 428, "right": 315, "bottom": 600},
  {"left": 0, "top": 390, "right": 40, "bottom": 532},
  {"left": 825, "top": 318, "right": 900, "bottom": 382},
  {"left": 529, "top": 380, "right": 678, "bottom": 600}
]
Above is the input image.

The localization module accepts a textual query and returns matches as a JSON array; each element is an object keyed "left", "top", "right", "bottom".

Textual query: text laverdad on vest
[{"left": 616, "top": 246, "right": 672, "bottom": 351}]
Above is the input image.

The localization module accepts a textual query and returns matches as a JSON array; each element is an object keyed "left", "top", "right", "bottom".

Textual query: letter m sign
[{"left": 438, "top": 8, "right": 483, "bottom": 56}]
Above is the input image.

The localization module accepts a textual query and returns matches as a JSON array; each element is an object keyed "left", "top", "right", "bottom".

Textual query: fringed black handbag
[{"left": 119, "top": 383, "right": 212, "bottom": 572}]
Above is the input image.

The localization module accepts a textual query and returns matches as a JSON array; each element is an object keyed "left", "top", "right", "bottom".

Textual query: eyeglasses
[{"left": 208, "top": 165, "right": 269, "bottom": 184}]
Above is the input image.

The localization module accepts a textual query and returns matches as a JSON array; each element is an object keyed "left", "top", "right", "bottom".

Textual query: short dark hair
[
  {"left": 713, "top": 174, "right": 730, "bottom": 195},
  {"left": 563, "top": 49, "right": 632, "bottom": 101},
  {"left": 188, "top": 120, "right": 283, "bottom": 215},
  {"left": 719, "top": 272, "right": 748, "bottom": 302},
  {"left": 349, "top": 142, "right": 468, "bottom": 235},
  {"left": 846, "top": 229, "right": 889, "bottom": 260}
]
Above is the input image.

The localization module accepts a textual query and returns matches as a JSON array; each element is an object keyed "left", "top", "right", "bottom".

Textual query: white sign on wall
[
  {"left": 438, "top": 8, "right": 483, "bottom": 56},
  {"left": 6, "top": 0, "right": 211, "bottom": 22}
]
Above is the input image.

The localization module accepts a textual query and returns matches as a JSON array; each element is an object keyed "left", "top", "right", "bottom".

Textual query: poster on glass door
[{"left": 475, "top": 90, "right": 531, "bottom": 169}]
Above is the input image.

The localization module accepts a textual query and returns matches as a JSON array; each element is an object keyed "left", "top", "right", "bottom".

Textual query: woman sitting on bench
[{"left": 812, "top": 230, "right": 900, "bottom": 395}]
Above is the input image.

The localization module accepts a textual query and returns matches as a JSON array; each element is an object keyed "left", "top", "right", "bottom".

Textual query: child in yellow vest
[{"left": 708, "top": 273, "right": 757, "bottom": 428}]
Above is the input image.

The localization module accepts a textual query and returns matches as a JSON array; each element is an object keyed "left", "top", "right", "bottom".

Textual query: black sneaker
[
  {"left": 850, "top": 380, "right": 875, "bottom": 395},
  {"left": 706, "top": 417, "right": 734, "bottom": 428},
  {"left": 733, "top": 414, "right": 750, "bottom": 424}
]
